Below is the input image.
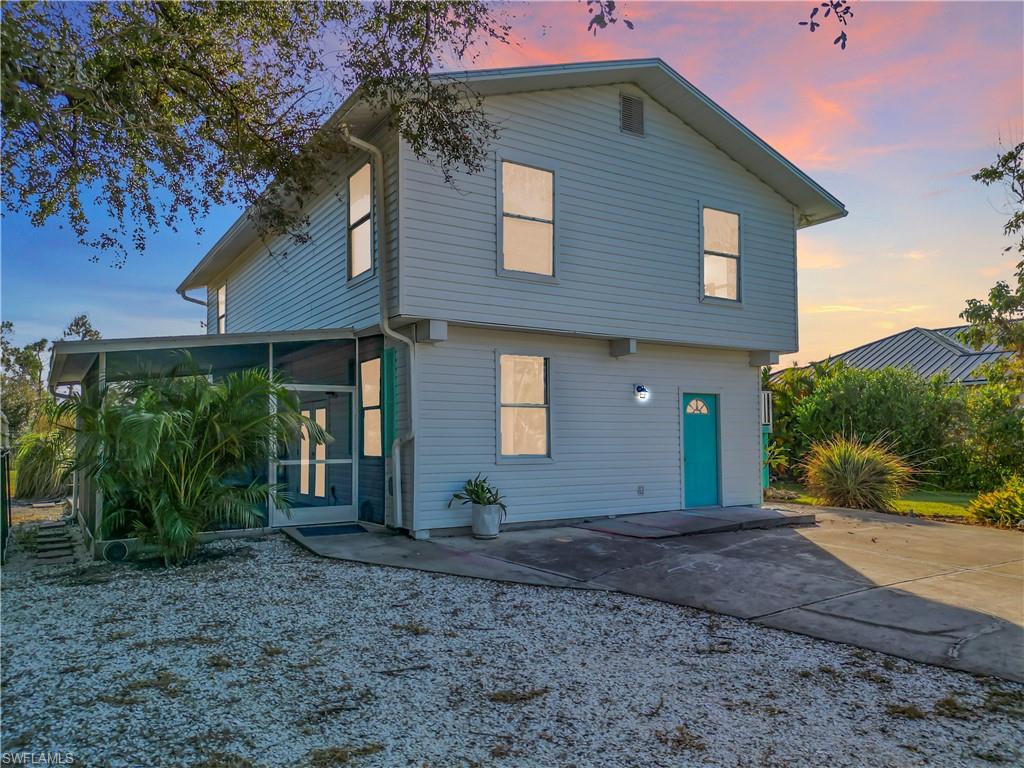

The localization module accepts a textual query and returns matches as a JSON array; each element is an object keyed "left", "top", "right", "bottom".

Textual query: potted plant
[{"left": 448, "top": 474, "right": 507, "bottom": 539}]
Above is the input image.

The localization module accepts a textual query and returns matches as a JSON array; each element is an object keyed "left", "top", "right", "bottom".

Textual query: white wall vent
[{"left": 619, "top": 93, "right": 644, "bottom": 136}]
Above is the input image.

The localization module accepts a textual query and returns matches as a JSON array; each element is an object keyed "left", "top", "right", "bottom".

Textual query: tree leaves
[{"left": 798, "top": 0, "right": 853, "bottom": 48}]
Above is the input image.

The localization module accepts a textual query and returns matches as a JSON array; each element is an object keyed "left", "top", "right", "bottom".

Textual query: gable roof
[
  {"left": 781, "top": 324, "right": 1012, "bottom": 385},
  {"left": 179, "top": 58, "right": 846, "bottom": 293}
]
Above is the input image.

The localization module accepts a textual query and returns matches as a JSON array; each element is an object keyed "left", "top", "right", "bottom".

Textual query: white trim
[
  {"left": 269, "top": 385, "right": 359, "bottom": 528},
  {"left": 698, "top": 200, "right": 744, "bottom": 305},
  {"left": 495, "top": 153, "right": 560, "bottom": 282},
  {"left": 495, "top": 349, "right": 553, "bottom": 463}
]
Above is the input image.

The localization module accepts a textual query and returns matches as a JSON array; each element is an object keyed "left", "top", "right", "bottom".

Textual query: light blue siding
[
  {"left": 412, "top": 326, "right": 762, "bottom": 532},
  {"left": 397, "top": 84, "right": 799, "bottom": 352},
  {"left": 210, "top": 125, "right": 399, "bottom": 334}
]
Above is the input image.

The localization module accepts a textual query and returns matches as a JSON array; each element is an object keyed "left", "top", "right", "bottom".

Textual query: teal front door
[{"left": 683, "top": 394, "right": 720, "bottom": 507}]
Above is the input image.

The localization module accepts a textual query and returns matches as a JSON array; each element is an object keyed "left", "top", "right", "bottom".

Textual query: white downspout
[
  {"left": 341, "top": 128, "right": 416, "bottom": 532},
  {"left": 177, "top": 288, "right": 208, "bottom": 307}
]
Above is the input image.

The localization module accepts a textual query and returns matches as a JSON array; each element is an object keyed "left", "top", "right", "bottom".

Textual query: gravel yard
[{"left": 2, "top": 535, "right": 1022, "bottom": 767}]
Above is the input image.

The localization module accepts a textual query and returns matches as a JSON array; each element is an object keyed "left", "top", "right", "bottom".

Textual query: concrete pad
[
  {"left": 760, "top": 588, "right": 1024, "bottom": 682},
  {"left": 284, "top": 528, "right": 593, "bottom": 589},
  {"left": 572, "top": 518, "right": 682, "bottom": 538},
  {"left": 430, "top": 528, "right": 674, "bottom": 581},
  {"left": 590, "top": 551, "right": 867, "bottom": 619},
  {"left": 979, "top": 561, "right": 1024, "bottom": 580}
]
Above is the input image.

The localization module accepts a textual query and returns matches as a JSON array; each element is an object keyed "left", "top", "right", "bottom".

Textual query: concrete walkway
[{"left": 285, "top": 505, "right": 1024, "bottom": 682}]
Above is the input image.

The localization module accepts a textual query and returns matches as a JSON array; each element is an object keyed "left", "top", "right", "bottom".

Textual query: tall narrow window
[
  {"left": 348, "top": 163, "right": 372, "bottom": 279},
  {"left": 216, "top": 285, "right": 226, "bottom": 334},
  {"left": 314, "top": 407, "right": 327, "bottom": 497},
  {"left": 361, "top": 358, "right": 382, "bottom": 457},
  {"left": 501, "top": 161, "right": 554, "bottom": 276},
  {"left": 702, "top": 208, "right": 740, "bottom": 301},
  {"left": 499, "top": 354, "right": 549, "bottom": 456},
  {"left": 299, "top": 409, "right": 310, "bottom": 495}
]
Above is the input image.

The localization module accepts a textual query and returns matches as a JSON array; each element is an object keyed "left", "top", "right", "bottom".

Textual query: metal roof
[
  {"left": 778, "top": 325, "right": 1012, "bottom": 385},
  {"left": 178, "top": 58, "right": 847, "bottom": 292}
]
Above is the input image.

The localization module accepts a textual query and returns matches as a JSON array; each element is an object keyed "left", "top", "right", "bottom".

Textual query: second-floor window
[
  {"left": 702, "top": 207, "right": 740, "bottom": 301},
  {"left": 501, "top": 161, "right": 554, "bottom": 276},
  {"left": 216, "top": 284, "right": 226, "bottom": 333},
  {"left": 349, "top": 162, "right": 372, "bottom": 279}
]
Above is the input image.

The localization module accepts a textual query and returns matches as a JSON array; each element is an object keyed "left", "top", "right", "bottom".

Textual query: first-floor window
[
  {"left": 216, "top": 284, "right": 226, "bottom": 333},
  {"left": 499, "top": 354, "right": 549, "bottom": 456},
  {"left": 702, "top": 207, "right": 740, "bottom": 301},
  {"left": 361, "top": 357, "right": 382, "bottom": 457}
]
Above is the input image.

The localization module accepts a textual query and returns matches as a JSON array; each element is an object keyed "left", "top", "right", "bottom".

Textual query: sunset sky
[{"left": 2, "top": 1, "right": 1022, "bottom": 367}]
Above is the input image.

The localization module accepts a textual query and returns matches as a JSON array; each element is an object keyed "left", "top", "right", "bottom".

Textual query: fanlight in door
[{"left": 686, "top": 398, "right": 709, "bottom": 415}]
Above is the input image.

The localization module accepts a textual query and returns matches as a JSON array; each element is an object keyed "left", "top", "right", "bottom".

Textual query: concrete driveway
[{"left": 288, "top": 506, "right": 1024, "bottom": 682}]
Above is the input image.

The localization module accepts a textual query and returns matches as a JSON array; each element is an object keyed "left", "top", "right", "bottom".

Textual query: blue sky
[{"left": 2, "top": 1, "right": 1022, "bottom": 366}]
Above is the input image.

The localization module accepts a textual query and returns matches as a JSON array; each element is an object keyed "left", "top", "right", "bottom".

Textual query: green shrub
[
  {"left": 794, "top": 367, "right": 957, "bottom": 468},
  {"left": 13, "top": 405, "right": 74, "bottom": 499},
  {"left": 64, "top": 362, "right": 327, "bottom": 565},
  {"left": 803, "top": 436, "right": 914, "bottom": 512},
  {"left": 967, "top": 476, "right": 1024, "bottom": 528}
]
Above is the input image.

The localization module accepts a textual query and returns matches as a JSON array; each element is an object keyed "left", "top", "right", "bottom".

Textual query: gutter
[
  {"left": 177, "top": 288, "right": 208, "bottom": 307},
  {"left": 340, "top": 127, "right": 416, "bottom": 532}
]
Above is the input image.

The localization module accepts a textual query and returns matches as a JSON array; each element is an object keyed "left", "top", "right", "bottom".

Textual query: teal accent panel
[
  {"left": 762, "top": 424, "right": 771, "bottom": 489},
  {"left": 683, "top": 394, "right": 720, "bottom": 507},
  {"left": 381, "top": 348, "right": 397, "bottom": 458}
]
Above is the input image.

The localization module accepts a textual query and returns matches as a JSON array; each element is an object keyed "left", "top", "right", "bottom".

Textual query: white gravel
[{"left": 2, "top": 535, "right": 1021, "bottom": 767}]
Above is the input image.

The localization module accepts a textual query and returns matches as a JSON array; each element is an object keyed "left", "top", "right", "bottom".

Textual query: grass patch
[
  {"left": 390, "top": 621, "right": 430, "bottom": 636},
  {"left": 984, "top": 689, "right": 1024, "bottom": 718},
  {"left": 307, "top": 744, "right": 383, "bottom": 767},
  {"left": 656, "top": 725, "right": 706, "bottom": 752},
  {"left": 886, "top": 703, "right": 927, "bottom": 719},
  {"left": 195, "top": 754, "right": 254, "bottom": 768},
  {"left": 774, "top": 482, "right": 975, "bottom": 520},
  {"left": 487, "top": 687, "right": 549, "bottom": 704},
  {"left": 934, "top": 695, "right": 973, "bottom": 719}
]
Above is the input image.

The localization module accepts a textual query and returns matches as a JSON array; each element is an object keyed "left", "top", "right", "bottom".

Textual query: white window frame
[
  {"left": 495, "top": 351, "right": 553, "bottom": 463},
  {"left": 360, "top": 357, "right": 382, "bottom": 458},
  {"left": 216, "top": 284, "right": 226, "bottom": 334},
  {"left": 699, "top": 202, "right": 743, "bottom": 305},
  {"left": 496, "top": 155, "right": 559, "bottom": 283},
  {"left": 348, "top": 162, "right": 374, "bottom": 282}
]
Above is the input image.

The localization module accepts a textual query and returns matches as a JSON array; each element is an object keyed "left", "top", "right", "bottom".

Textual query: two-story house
[{"left": 51, "top": 59, "right": 845, "bottom": 545}]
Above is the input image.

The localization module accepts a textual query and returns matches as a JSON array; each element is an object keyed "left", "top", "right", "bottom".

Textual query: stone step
[
  {"left": 37, "top": 541, "right": 73, "bottom": 552},
  {"left": 35, "top": 555, "right": 76, "bottom": 565},
  {"left": 36, "top": 548, "right": 75, "bottom": 559}
]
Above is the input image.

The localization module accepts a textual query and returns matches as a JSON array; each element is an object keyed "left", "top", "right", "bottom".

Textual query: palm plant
[
  {"left": 60, "top": 361, "right": 328, "bottom": 565},
  {"left": 13, "top": 402, "right": 75, "bottom": 499}
]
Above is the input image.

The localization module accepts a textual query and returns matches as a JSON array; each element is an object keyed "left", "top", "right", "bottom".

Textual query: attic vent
[{"left": 619, "top": 93, "right": 644, "bottom": 136}]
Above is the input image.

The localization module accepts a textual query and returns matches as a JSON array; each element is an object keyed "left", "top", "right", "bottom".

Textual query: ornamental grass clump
[
  {"left": 967, "top": 476, "right": 1024, "bottom": 529},
  {"left": 802, "top": 435, "right": 914, "bottom": 512}
]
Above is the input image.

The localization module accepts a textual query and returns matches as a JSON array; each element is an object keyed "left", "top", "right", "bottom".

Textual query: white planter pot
[{"left": 471, "top": 504, "right": 503, "bottom": 539}]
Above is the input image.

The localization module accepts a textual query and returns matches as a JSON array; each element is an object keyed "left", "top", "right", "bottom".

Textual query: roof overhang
[
  {"left": 48, "top": 327, "right": 355, "bottom": 390},
  {"left": 178, "top": 58, "right": 847, "bottom": 293}
]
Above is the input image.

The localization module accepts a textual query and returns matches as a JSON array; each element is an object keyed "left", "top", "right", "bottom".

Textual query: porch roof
[{"left": 48, "top": 327, "right": 355, "bottom": 390}]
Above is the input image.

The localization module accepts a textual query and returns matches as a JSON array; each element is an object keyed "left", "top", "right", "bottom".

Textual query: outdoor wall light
[{"left": 634, "top": 384, "right": 650, "bottom": 402}]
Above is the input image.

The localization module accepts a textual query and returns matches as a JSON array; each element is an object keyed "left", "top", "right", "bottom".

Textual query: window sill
[
  {"left": 347, "top": 268, "right": 376, "bottom": 287},
  {"left": 497, "top": 268, "right": 559, "bottom": 285},
  {"left": 700, "top": 295, "right": 743, "bottom": 308},
  {"left": 496, "top": 455, "right": 554, "bottom": 465}
]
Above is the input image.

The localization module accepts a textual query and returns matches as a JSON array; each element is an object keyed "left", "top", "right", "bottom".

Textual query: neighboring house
[
  {"left": 779, "top": 325, "right": 1012, "bottom": 385},
  {"left": 50, "top": 59, "right": 845, "bottom": 543}
]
